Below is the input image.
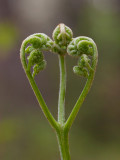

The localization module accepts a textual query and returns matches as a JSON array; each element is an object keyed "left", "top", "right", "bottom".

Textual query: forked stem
[{"left": 20, "top": 24, "right": 98, "bottom": 160}]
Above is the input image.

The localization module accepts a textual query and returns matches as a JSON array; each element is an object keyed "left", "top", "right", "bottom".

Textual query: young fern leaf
[
  {"left": 20, "top": 33, "right": 53, "bottom": 77},
  {"left": 73, "top": 54, "right": 92, "bottom": 78},
  {"left": 20, "top": 33, "right": 58, "bottom": 130},
  {"left": 52, "top": 23, "right": 73, "bottom": 55},
  {"left": 20, "top": 24, "right": 98, "bottom": 160},
  {"left": 65, "top": 36, "right": 98, "bottom": 130}
]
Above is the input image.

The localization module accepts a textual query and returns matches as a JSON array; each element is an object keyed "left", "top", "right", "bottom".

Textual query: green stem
[
  {"left": 57, "top": 127, "right": 71, "bottom": 160},
  {"left": 20, "top": 33, "right": 98, "bottom": 160},
  {"left": 65, "top": 72, "right": 94, "bottom": 130},
  {"left": 65, "top": 42, "right": 98, "bottom": 130},
  {"left": 58, "top": 55, "right": 66, "bottom": 124},
  {"left": 26, "top": 71, "right": 59, "bottom": 130},
  {"left": 26, "top": 72, "right": 58, "bottom": 130},
  {"left": 20, "top": 40, "right": 59, "bottom": 131},
  {"left": 57, "top": 55, "right": 71, "bottom": 160}
]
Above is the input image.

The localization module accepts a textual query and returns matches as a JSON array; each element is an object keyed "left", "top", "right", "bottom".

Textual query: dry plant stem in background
[{"left": 20, "top": 23, "right": 98, "bottom": 160}]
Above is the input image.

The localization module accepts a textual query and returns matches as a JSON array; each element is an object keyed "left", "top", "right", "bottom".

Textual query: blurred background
[{"left": 0, "top": 0, "right": 120, "bottom": 159}]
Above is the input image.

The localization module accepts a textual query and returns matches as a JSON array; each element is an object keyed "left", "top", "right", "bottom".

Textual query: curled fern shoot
[{"left": 20, "top": 24, "right": 98, "bottom": 160}]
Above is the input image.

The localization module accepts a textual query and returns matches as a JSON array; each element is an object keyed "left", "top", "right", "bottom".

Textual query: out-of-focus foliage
[
  {"left": 0, "top": 0, "right": 120, "bottom": 159},
  {"left": 0, "top": 22, "right": 18, "bottom": 59}
]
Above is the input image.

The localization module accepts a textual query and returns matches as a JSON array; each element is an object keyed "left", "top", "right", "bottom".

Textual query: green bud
[
  {"left": 32, "top": 60, "right": 47, "bottom": 78},
  {"left": 27, "top": 49, "right": 43, "bottom": 66},
  {"left": 52, "top": 23, "right": 73, "bottom": 54},
  {"left": 78, "top": 54, "right": 90, "bottom": 67},
  {"left": 34, "top": 33, "right": 54, "bottom": 50},
  {"left": 29, "top": 36, "right": 42, "bottom": 49},
  {"left": 77, "top": 40, "right": 93, "bottom": 56},
  {"left": 67, "top": 37, "right": 93, "bottom": 57},
  {"left": 73, "top": 66, "right": 88, "bottom": 78}
]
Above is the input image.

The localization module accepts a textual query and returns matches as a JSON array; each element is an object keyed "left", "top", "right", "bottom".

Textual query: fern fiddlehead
[
  {"left": 66, "top": 36, "right": 98, "bottom": 130},
  {"left": 20, "top": 24, "right": 98, "bottom": 160},
  {"left": 52, "top": 23, "right": 73, "bottom": 55},
  {"left": 20, "top": 33, "right": 59, "bottom": 130},
  {"left": 20, "top": 33, "right": 53, "bottom": 76}
]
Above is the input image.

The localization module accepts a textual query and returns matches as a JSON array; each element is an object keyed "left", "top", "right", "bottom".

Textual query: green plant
[{"left": 20, "top": 23, "right": 98, "bottom": 160}]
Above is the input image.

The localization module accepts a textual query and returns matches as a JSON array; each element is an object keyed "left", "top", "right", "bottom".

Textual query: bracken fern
[{"left": 20, "top": 23, "right": 98, "bottom": 160}]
